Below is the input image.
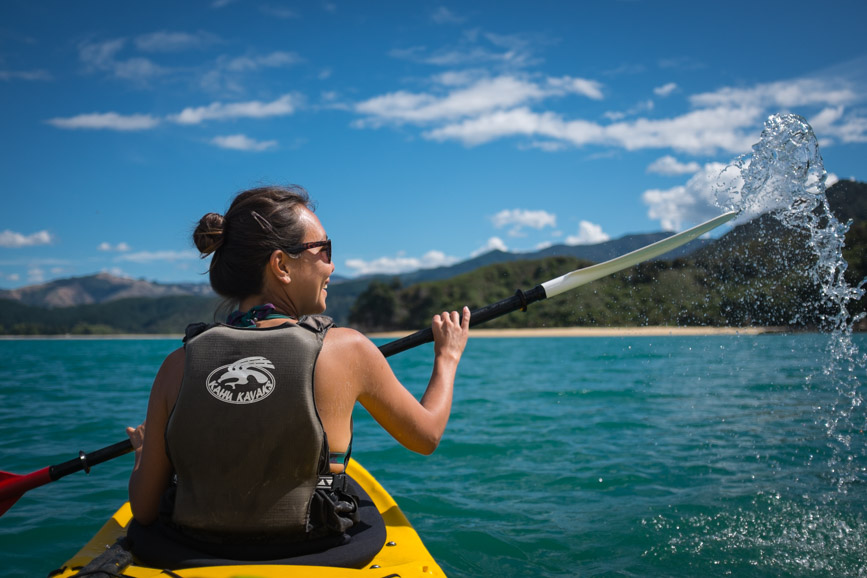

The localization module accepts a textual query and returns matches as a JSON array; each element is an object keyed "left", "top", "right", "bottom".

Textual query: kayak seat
[{"left": 127, "top": 475, "right": 386, "bottom": 570}]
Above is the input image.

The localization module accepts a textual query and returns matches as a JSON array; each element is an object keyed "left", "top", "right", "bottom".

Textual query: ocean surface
[{"left": 1, "top": 333, "right": 866, "bottom": 577}]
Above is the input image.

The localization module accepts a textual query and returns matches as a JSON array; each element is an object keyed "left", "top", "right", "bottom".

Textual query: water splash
[{"left": 718, "top": 113, "right": 866, "bottom": 488}]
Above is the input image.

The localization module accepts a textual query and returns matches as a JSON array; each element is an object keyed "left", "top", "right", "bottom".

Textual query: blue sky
[{"left": 2, "top": 0, "right": 866, "bottom": 289}]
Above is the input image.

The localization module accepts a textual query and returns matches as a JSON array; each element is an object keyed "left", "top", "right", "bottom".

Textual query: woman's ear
[{"left": 268, "top": 250, "right": 292, "bottom": 284}]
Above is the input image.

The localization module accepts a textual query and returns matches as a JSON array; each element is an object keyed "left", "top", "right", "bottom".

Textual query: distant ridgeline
[{"left": 1, "top": 180, "right": 865, "bottom": 335}]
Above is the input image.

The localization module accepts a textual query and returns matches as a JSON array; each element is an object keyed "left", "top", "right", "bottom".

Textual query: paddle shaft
[
  {"left": 378, "top": 285, "right": 547, "bottom": 357},
  {"left": 378, "top": 211, "right": 737, "bottom": 357},
  {"left": 0, "top": 440, "right": 133, "bottom": 513}
]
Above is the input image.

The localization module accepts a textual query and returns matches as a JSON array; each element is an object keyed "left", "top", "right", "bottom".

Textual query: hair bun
[{"left": 193, "top": 212, "right": 226, "bottom": 255}]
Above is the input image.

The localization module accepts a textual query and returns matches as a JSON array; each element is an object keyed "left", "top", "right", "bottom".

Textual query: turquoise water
[{"left": 1, "top": 334, "right": 866, "bottom": 577}]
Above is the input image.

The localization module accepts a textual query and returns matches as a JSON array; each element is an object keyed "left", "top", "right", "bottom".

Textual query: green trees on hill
[
  {"left": 0, "top": 296, "right": 223, "bottom": 335},
  {"left": 348, "top": 190, "right": 866, "bottom": 333}
]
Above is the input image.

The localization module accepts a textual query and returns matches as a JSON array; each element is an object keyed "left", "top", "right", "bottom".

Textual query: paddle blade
[
  {"left": 0, "top": 473, "right": 21, "bottom": 516},
  {"left": 542, "top": 211, "right": 737, "bottom": 298},
  {"left": 0, "top": 496, "right": 18, "bottom": 516},
  {"left": 0, "top": 468, "right": 52, "bottom": 516}
]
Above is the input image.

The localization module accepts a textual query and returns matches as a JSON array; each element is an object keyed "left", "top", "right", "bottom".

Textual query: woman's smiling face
[{"left": 286, "top": 207, "right": 334, "bottom": 315}]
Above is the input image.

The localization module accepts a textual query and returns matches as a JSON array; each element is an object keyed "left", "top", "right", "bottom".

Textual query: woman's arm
[
  {"left": 321, "top": 307, "right": 470, "bottom": 455},
  {"left": 127, "top": 347, "right": 184, "bottom": 524}
]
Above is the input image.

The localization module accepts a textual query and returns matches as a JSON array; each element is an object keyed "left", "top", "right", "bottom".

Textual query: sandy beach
[{"left": 369, "top": 326, "right": 786, "bottom": 339}]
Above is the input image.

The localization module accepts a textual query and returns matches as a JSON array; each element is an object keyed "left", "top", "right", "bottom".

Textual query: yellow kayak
[{"left": 49, "top": 460, "right": 445, "bottom": 577}]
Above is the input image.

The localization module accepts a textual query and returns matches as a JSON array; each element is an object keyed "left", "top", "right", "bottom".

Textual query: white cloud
[
  {"left": 647, "top": 155, "right": 702, "bottom": 176},
  {"left": 604, "top": 99, "right": 654, "bottom": 122},
  {"left": 0, "top": 69, "right": 51, "bottom": 81},
  {"left": 356, "top": 76, "right": 547, "bottom": 124},
  {"left": 98, "top": 242, "right": 131, "bottom": 252},
  {"left": 224, "top": 51, "right": 302, "bottom": 72},
  {"left": 355, "top": 74, "right": 604, "bottom": 127},
  {"left": 491, "top": 209, "right": 556, "bottom": 237},
  {"left": 113, "top": 58, "right": 166, "bottom": 81},
  {"left": 48, "top": 94, "right": 299, "bottom": 132},
  {"left": 0, "top": 230, "right": 53, "bottom": 248},
  {"left": 392, "top": 31, "right": 539, "bottom": 68},
  {"left": 565, "top": 221, "right": 610, "bottom": 245},
  {"left": 471, "top": 236, "right": 508, "bottom": 257},
  {"left": 173, "top": 93, "right": 298, "bottom": 124},
  {"left": 546, "top": 76, "right": 604, "bottom": 100},
  {"left": 79, "top": 38, "right": 126, "bottom": 70},
  {"left": 211, "top": 134, "right": 278, "bottom": 151},
  {"left": 46, "top": 112, "right": 161, "bottom": 131},
  {"left": 642, "top": 162, "right": 736, "bottom": 231},
  {"left": 654, "top": 82, "right": 678, "bottom": 97},
  {"left": 134, "top": 31, "right": 219, "bottom": 53},
  {"left": 259, "top": 5, "right": 299, "bottom": 19},
  {"left": 27, "top": 267, "right": 45, "bottom": 283},
  {"left": 809, "top": 106, "right": 867, "bottom": 145},
  {"left": 344, "top": 250, "right": 459, "bottom": 275},
  {"left": 116, "top": 249, "right": 199, "bottom": 263},
  {"left": 690, "top": 78, "right": 857, "bottom": 109},
  {"left": 431, "top": 6, "right": 464, "bottom": 24},
  {"left": 78, "top": 39, "right": 166, "bottom": 84},
  {"left": 355, "top": 68, "right": 866, "bottom": 155},
  {"left": 426, "top": 104, "right": 761, "bottom": 153}
]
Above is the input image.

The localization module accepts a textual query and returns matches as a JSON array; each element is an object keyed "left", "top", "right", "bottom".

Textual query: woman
[{"left": 126, "top": 185, "right": 470, "bottom": 563}]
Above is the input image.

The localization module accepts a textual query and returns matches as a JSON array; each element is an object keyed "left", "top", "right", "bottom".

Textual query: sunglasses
[{"left": 285, "top": 239, "right": 332, "bottom": 263}]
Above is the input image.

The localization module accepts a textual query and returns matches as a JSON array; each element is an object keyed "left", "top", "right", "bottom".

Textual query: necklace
[{"left": 227, "top": 303, "right": 296, "bottom": 327}]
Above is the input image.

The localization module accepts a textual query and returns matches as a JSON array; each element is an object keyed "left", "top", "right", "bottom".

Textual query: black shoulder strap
[{"left": 183, "top": 322, "right": 212, "bottom": 344}]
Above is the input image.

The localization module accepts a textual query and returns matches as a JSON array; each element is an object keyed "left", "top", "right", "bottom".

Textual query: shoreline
[
  {"left": 369, "top": 326, "right": 787, "bottom": 338},
  {"left": 0, "top": 326, "right": 790, "bottom": 340}
]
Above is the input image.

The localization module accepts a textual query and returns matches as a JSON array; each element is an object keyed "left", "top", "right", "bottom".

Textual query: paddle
[
  {"left": 0, "top": 440, "right": 133, "bottom": 516},
  {"left": 378, "top": 210, "right": 737, "bottom": 356},
  {"left": 0, "top": 210, "right": 736, "bottom": 516}
]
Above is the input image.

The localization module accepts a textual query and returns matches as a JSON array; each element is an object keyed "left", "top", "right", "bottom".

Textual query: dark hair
[{"left": 193, "top": 185, "right": 313, "bottom": 299}]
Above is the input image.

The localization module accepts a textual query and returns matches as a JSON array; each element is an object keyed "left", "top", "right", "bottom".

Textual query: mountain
[{"left": 0, "top": 273, "right": 213, "bottom": 308}]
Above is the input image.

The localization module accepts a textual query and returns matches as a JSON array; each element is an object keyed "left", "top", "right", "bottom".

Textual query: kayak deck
[{"left": 50, "top": 460, "right": 445, "bottom": 577}]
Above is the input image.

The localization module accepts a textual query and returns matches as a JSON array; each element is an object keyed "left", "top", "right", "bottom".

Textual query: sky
[{"left": 1, "top": 0, "right": 866, "bottom": 289}]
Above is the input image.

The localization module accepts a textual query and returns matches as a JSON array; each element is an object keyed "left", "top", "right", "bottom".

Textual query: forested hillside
[{"left": 349, "top": 180, "right": 867, "bottom": 332}]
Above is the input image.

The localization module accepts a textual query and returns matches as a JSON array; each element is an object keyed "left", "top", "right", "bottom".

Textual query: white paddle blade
[{"left": 541, "top": 211, "right": 738, "bottom": 299}]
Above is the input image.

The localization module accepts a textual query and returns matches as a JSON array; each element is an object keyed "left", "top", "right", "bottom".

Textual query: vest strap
[{"left": 317, "top": 473, "right": 351, "bottom": 492}]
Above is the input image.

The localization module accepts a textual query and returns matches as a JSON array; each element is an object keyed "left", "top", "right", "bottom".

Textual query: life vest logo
[{"left": 206, "top": 356, "right": 276, "bottom": 404}]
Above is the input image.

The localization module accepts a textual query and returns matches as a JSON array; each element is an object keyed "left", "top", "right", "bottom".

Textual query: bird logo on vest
[{"left": 206, "top": 356, "right": 276, "bottom": 405}]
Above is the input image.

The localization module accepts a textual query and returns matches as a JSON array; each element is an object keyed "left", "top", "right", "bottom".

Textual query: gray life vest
[{"left": 165, "top": 316, "right": 333, "bottom": 540}]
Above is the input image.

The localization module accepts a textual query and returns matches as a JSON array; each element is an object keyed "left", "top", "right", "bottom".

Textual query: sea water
[
  {"left": 1, "top": 335, "right": 866, "bottom": 577},
  {"left": 4, "top": 115, "right": 866, "bottom": 577}
]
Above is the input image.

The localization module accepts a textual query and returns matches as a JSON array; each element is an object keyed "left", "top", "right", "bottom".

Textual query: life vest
[{"left": 164, "top": 316, "right": 351, "bottom": 542}]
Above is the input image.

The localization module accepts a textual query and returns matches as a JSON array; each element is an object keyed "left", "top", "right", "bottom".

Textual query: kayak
[{"left": 48, "top": 459, "right": 445, "bottom": 577}]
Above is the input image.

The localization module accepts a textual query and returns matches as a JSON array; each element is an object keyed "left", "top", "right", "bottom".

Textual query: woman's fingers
[{"left": 126, "top": 423, "right": 146, "bottom": 450}]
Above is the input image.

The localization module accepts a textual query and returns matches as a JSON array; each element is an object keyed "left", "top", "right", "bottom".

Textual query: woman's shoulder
[
  {"left": 322, "top": 326, "right": 381, "bottom": 356},
  {"left": 324, "top": 325, "right": 367, "bottom": 343},
  {"left": 154, "top": 347, "right": 185, "bottom": 393},
  {"left": 161, "top": 346, "right": 186, "bottom": 369}
]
